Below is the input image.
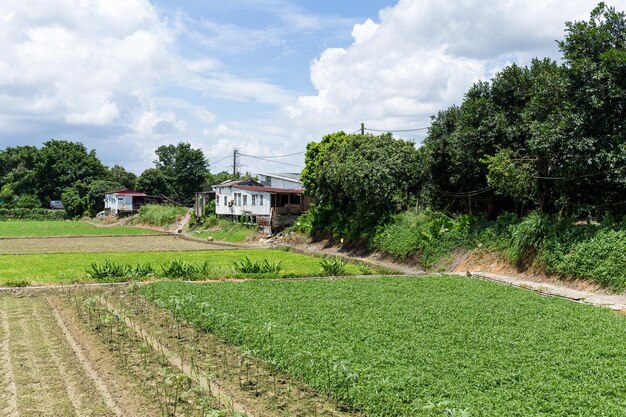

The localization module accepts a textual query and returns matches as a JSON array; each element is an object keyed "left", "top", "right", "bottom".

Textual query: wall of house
[
  {"left": 259, "top": 175, "right": 302, "bottom": 190},
  {"left": 104, "top": 194, "right": 133, "bottom": 214},
  {"left": 215, "top": 187, "right": 271, "bottom": 216}
]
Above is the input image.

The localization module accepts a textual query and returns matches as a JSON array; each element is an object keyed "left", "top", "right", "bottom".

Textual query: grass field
[
  {"left": 0, "top": 249, "right": 372, "bottom": 284},
  {"left": 189, "top": 219, "right": 258, "bottom": 243},
  {"left": 142, "top": 276, "right": 626, "bottom": 416},
  {"left": 0, "top": 220, "right": 158, "bottom": 237}
]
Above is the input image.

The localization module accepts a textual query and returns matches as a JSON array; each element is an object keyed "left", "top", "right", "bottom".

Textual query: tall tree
[
  {"left": 108, "top": 165, "right": 137, "bottom": 189},
  {"left": 34, "top": 140, "right": 107, "bottom": 204},
  {"left": 153, "top": 142, "right": 209, "bottom": 202},
  {"left": 303, "top": 132, "right": 422, "bottom": 238}
]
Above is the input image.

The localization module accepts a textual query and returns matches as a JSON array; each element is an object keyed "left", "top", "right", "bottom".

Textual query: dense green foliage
[
  {"left": 0, "top": 220, "right": 156, "bottom": 237},
  {"left": 142, "top": 276, "right": 626, "bottom": 416},
  {"left": 373, "top": 210, "right": 626, "bottom": 290},
  {"left": 0, "top": 208, "right": 67, "bottom": 221},
  {"left": 422, "top": 4, "right": 626, "bottom": 217},
  {"left": 137, "top": 204, "right": 188, "bottom": 226},
  {"left": 0, "top": 139, "right": 221, "bottom": 213},
  {"left": 303, "top": 5, "right": 626, "bottom": 245},
  {"left": 302, "top": 131, "right": 422, "bottom": 238}
]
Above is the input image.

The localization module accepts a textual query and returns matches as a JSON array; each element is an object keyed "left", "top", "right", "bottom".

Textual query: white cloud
[{"left": 283, "top": 0, "right": 600, "bottom": 145}]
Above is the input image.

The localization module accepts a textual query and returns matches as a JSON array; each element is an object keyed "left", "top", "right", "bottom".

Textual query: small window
[
  {"left": 243, "top": 195, "right": 248, "bottom": 206},
  {"left": 118, "top": 197, "right": 124, "bottom": 202},
  {"left": 259, "top": 195, "right": 263, "bottom": 206},
  {"left": 224, "top": 196, "right": 227, "bottom": 206},
  {"left": 216, "top": 194, "right": 219, "bottom": 206},
  {"left": 252, "top": 195, "right": 256, "bottom": 206}
]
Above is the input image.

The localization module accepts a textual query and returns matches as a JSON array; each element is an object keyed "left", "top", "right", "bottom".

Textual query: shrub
[
  {"left": 233, "top": 257, "right": 283, "bottom": 274},
  {"left": 0, "top": 208, "right": 66, "bottom": 220},
  {"left": 138, "top": 204, "right": 187, "bottom": 226},
  {"left": 556, "top": 230, "right": 626, "bottom": 291},
  {"left": 85, "top": 260, "right": 154, "bottom": 281},
  {"left": 4, "top": 280, "right": 30, "bottom": 287},
  {"left": 159, "top": 259, "right": 201, "bottom": 279},
  {"left": 320, "top": 256, "right": 347, "bottom": 276}
]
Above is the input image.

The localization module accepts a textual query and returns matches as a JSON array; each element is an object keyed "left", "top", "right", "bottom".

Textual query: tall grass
[
  {"left": 373, "top": 210, "right": 626, "bottom": 291},
  {"left": 138, "top": 204, "right": 187, "bottom": 226}
]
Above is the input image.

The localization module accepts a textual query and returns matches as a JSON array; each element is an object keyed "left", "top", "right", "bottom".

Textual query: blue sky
[{"left": 0, "top": 0, "right": 609, "bottom": 174}]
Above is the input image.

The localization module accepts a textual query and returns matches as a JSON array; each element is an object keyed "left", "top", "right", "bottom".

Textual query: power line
[
  {"left": 240, "top": 151, "right": 305, "bottom": 159},
  {"left": 534, "top": 166, "right": 625, "bottom": 180},
  {"left": 209, "top": 154, "right": 232, "bottom": 165},
  {"left": 240, "top": 154, "right": 303, "bottom": 168},
  {"left": 435, "top": 186, "right": 493, "bottom": 197},
  {"left": 365, "top": 127, "right": 429, "bottom": 132}
]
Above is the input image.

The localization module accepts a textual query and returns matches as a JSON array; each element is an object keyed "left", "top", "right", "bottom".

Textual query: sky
[{"left": 0, "top": 0, "right": 620, "bottom": 175}]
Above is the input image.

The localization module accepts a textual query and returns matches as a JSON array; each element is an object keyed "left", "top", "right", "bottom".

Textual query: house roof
[
  {"left": 258, "top": 172, "right": 302, "bottom": 183},
  {"left": 214, "top": 178, "right": 263, "bottom": 188},
  {"left": 235, "top": 185, "right": 304, "bottom": 194},
  {"left": 107, "top": 188, "right": 147, "bottom": 197}
]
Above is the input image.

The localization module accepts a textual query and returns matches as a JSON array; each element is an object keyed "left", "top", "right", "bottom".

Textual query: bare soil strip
[
  {"left": 0, "top": 298, "right": 18, "bottom": 417},
  {"left": 0, "top": 235, "right": 227, "bottom": 255},
  {"left": 46, "top": 297, "right": 126, "bottom": 417},
  {"left": 34, "top": 301, "right": 113, "bottom": 417},
  {"left": 10, "top": 297, "right": 74, "bottom": 416}
]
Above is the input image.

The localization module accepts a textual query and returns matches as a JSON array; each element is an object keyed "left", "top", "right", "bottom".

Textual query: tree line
[
  {"left": 0, "top": 140, "right": 233, "bottom": 217},
  {"left": 303, "top": 3, "right": 626, "bottom": 239}
]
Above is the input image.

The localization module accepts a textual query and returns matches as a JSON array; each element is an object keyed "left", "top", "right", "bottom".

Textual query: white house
[
  {"left": 257, "top": 172, "right": 302, "bottom": 190},
  {"left": 211, "top": 174, "right": 311, "bottom": 233},
  {"left": 104, "top": 189, "right": 147, "bottom": 216}
]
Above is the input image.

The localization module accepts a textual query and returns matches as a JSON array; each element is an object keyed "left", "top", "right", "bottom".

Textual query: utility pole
[
  {"left": 232, "top": 149, "right": 238, "bottom": 178},
  {"left": 360, "top": 122, "right": 365, "bottom": 135}
]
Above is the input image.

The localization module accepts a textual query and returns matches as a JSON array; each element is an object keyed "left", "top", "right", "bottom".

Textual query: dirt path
[{"left": 455, "top": 271, "right": 626, "bottom": 310}]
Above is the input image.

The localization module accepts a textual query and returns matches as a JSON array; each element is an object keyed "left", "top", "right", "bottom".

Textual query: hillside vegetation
[{"left": 299, "top": 4, "right": 626, "bottom": 289}]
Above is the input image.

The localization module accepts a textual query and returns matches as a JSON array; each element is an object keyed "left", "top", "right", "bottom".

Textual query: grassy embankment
[
  {"left": 372, "top": 211, "right": 626, "bottom": 291},
  {"left": 143, "top": 276, "right": 626, "bottom": 416},
  {"left": 188, "top": 217, "right": 257, "bottom": 243}
]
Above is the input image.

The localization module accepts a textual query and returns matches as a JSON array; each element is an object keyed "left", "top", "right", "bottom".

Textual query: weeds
[
  {"left": 232, "top": 257, "right": 283, "bottom": 274},
  {"left": 319, "top": 256, "right": 346, "bottom": 276}
]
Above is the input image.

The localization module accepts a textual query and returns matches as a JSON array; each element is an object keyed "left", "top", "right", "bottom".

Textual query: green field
[
  {"left": 142, "top": 276, "right": 626, "bottom": 416},
  {"left": 0, "top": 249, "right": 371, "bottom": 283},
  {"left": 0, "top": 220, "right": 158, "bottom": 237}
]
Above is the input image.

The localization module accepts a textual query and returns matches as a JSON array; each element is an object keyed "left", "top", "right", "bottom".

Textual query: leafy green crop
[
  {"left": 319, "top": 256, "right": 347, "bottom": 276},
  {"left": 142, "top": 276, "right": 626, "bottom": 416}
]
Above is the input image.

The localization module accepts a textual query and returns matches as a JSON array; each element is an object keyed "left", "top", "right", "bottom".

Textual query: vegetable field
[{"left": 142, "top": 276, "right": 626, "bottom": 416}]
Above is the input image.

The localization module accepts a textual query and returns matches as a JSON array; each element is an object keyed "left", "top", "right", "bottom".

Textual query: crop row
[
  {"left": 86, "top": 255, "right": 359, "bottom": 281},
  {"left": 142, "top": 276, "right": 626, "bottom": 416}
]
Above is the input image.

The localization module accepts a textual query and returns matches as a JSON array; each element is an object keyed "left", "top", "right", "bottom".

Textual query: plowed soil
[{"left": 0, "top": 293, "right": 160, "bottom": 417}]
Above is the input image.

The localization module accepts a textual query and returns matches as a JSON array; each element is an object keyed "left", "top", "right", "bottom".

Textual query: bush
[
  {"left": 556, "top": 230, "right": 626, "bottom": 291},
  {"left": 0, "top": 208, "right": 66, "bottom": 220},
  {"left": 85, "top": 260, "right": 154, "bottom": 281},
  {"left": 138, "top": 204, "right": 188, "bottom": 226},
  {"left": 159, "top": 259, "right": 210, "bottom": 279},
  {"left": 319, "top": 256, "right": 347, "bottom": 276},
  {"left": 233, "top": 257, "right": 283, "bottom": 274}
]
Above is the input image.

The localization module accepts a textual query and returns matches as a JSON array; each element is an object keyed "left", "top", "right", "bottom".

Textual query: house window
[
  {"left": 252, "top": 195, "right": 256, "bottom": 206},
  {"left": 259, "top": 195, "right": 263, "bottom": 205},
  {"left": 243, "top": 195, "right": 248, "bottom": 206},
  {"left": 216, "top": 194, "right": 219, "bottom": 206},
  {"left": 234, "top": 193, "right": 241, "bottom": 206},
  {"left": 224, "top": 196, "right": 227, "bottom": 206}
]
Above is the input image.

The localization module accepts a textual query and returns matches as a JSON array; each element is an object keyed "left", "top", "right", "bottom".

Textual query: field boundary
[{"left": 0, "top": 233, "right": 165, "bottom": 240}]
